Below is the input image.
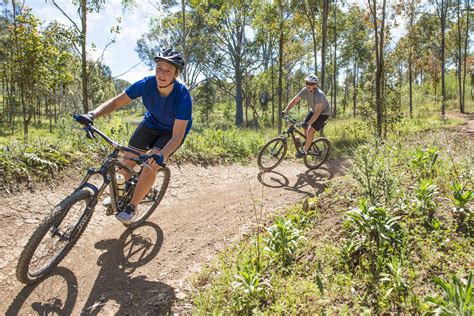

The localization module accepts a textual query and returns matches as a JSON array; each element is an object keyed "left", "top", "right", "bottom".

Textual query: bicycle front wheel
[
  {"left": 257, "top": 137, "right": 288, "bottom": 171},
  {"left": 126, "top": 167, "right": 171, "bottom": 229},
  {"left": 16, "top": 189, "right": 93, "bottom": 284},
  {"left": 304, "top": 138, "right": 331, "bottom": 170}
]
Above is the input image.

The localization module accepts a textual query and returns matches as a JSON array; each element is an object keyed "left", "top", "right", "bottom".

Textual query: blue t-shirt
[{"left": 125, "top": 76, "right": 193, "bottom": 133}]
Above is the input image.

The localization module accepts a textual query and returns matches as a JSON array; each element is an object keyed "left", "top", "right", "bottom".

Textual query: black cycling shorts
[
  {"left": 128, "top": 122, "right": 184, "bottom": 153},
  {"left": 304, "top": 112, "right": 329, "bottom": 131}
]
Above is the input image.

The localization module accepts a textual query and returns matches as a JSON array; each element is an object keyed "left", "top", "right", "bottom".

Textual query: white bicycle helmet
[{"left": 305, "top": 74, "right": 319, "bottom": 84}]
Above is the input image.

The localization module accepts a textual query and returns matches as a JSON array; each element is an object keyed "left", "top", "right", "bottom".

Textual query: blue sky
[
  {"left": 25, "top": 1, "right": 408, "bottom": 84},
  {"left": 25, "top": 0, "right": 160, "bottom": 84}
]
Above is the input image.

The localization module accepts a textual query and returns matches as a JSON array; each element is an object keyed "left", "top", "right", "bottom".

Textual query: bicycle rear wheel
[
  {"left": 16, "top": 189, "right": 93, "bottom": 284},
  {"left": 257, "top": 137, "right": 288, "bottom": 171},
  {"left": 125, "top": 167, "right": 171, "bottom": 229},
  {"left": 304, "top": 137, "right": 331, "bottom": 169}
]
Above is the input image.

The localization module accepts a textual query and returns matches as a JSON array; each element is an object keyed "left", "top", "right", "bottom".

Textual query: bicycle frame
[
  {"left": 281, "top": 116, "right": 306, "bottom": 152},
  {"left": 67, "top": 125, "right": 145, "bottom": 240}
]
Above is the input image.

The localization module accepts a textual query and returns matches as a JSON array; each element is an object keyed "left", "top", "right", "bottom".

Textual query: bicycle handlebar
[
  {"left": 74, "top": 114, "right": 166, "bottom": 168},
  {"left": 282, "top": 114, "right": 304, "bottom": 128}
]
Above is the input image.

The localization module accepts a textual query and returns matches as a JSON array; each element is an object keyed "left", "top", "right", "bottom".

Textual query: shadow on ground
[
  {"left": 82, "top": 222, "right": 175, "bottom": 315},
  {"left": 7, "top": 222, "right": 175, "bottom": 315},
  {"left": 258, "top": 166, "right": 334, "bottom": 197}
]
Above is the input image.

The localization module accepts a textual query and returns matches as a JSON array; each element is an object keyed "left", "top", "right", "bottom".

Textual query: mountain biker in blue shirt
[{"left": 77, "top": 49, "right": 192, "bottom": 224}]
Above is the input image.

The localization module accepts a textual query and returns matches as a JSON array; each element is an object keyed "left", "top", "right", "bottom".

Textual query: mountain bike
[
  {"left": 16, "top": 117, "right": 170, "bottom": 284},
  {"left": 257, "top": 114, "right": 331, "bottom": 171}
]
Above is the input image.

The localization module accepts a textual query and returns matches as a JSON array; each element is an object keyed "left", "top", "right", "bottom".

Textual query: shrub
[{"left": 426, "top": 272, "right": 473, "bottom": 315}]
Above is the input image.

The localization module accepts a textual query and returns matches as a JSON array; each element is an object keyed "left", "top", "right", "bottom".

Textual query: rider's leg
[
  {"left": 303, "top": 128, "right": 316, "bottom": 152},
  {"left": 129, "top": 147, "right": 162, "bottom": 207},
  {"left": 119, "top": 149, "right": 144, "bottom": 180}
]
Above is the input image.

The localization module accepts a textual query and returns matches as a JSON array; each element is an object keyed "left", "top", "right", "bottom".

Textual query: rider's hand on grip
[
  {"left": 150, "top": 153, "right": 165, "bottom": 166},
  {"left": 302, "top": 123, "right": 309, "bottom": 128},
  {"left": 74, "top": 113, "right": 94, "bottom": 126},
  {"left": 280, "top": 111, "right": 287, "bottom": 117}
]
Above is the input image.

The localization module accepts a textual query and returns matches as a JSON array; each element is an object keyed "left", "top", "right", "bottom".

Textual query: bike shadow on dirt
[
  {"left": 257, "top": 166, "right": 334, "bottom": 197},
  {"left": 81, "top": 221, "right": 175, "bottom": 315},
  {"left": 6, "top": 267, "right": 78, "bottom": 315}
]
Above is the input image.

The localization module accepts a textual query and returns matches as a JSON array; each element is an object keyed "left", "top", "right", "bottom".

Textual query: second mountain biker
[{"left": 281, "top": 74, "right": 331, "bottom": 158}]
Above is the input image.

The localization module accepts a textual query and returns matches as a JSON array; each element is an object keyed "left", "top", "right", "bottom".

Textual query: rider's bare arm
[
  {"left": 284, "top": 95, "right": 301, "bottom": 113},
  {"left": 160, "top": 119, "right": 188, "bottom": 160},
  {"left": 89, "top": 92, "right": 132, "bottom": 119}
]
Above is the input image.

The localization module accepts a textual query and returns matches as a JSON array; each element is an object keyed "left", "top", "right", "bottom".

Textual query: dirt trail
[
  {"left": 447, "top": 110, "right": 474, "bottom": 134},
  {"left": 0, "top": 158, "right": 351, "bottom": 315}
]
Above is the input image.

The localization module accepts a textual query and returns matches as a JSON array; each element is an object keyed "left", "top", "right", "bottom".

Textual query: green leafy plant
[
  {"left": 264, "top": 219, "right": 305, "bottom": 269},
  {"left": 426, "top": 272, "right": 473, "bottom": 315},
  {"left": 231, "top": 266, "right": 268, "bottom": 313},
  {"left": 344, "top": 199, "right": 403, "bottom": 275},
  {"left": 380, "top": 258, "right": 409, "bottom": 311},
  {"left": 410, "top": 147, "right": 439, "bottom": 179},
  {"left": 350, "top": 143, "right": 396, "bottom": 207},
  {"left": 450, "top": 181, "right": 473, "bottom": 225},
  {"left": 414, "top": 179, "right": 438, "bottom": 221}
]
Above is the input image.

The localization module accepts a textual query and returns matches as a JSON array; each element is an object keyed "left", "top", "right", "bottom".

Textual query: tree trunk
[
  {"left": 409, "top": 59, "right": 413, "bottom": 118},
  {"left": 311, "top": 25, "right": 318, "bottom": 74},
  {"left": 277, "top": 2, "right": 284, "bottom": 134},
  {"left": 80, "top": 0, "right": 89, "bottom": 113},
  {"left": 235, "top": 63, "right": 244, "bottom": 127},
  {"left": 440, "top": 0, "right": 447, "bottom": 117},
  {"left": 456, "top": 0, "right": 463, "bottom": 113},
  {"left": 370, "top": 0, "right": 386, "bottom": 138},
  {"left": 353, "top": 59, "right": 358, "bottom": 117},
  {"left": 332, "top": 0, "right": 337, "bottom": 118},
  {"left": 181, "top": 0, "right": 187, "bottom": 84},
  {"left": 321, "top": 0, "right": 329, "bottom": 90},
  {"left": 461, "top": 0, "right": 470, "bottom": 113}
]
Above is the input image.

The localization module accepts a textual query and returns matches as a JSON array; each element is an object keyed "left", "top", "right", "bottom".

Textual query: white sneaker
[{"left": 102, "top": 196, "right": 111, "bottom": 207}]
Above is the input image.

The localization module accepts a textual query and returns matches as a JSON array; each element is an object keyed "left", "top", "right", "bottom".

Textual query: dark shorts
[
  {"left": 304, "top": 112, "right": 329, "bottom": 131},
  {"left": 128, "top": 122, "right": 184, "bottom": 154}
]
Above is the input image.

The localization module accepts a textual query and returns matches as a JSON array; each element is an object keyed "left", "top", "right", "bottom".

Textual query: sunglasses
[{"left": 306, "top": 82, "right": 317, "bottom": 86}]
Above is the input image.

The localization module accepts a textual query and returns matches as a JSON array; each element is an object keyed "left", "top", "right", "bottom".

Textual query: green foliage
[
  {"left": 450, "top": 181, "right": 473, "bottom": 225},
  {"left": 264, "top": 218, "right": 306, "bottom": 270},
  {"left": 380, "top": 258, "right": 410, "bottom": 310},
  {"left": 426, "top": 272, "right": 473, "bottom": 316},
  {"left": 174, "top": 128, "right": 266, "bottom": 165},
  {"left": 343, "top": 199, "right": 403, "bottom": 275},
  {"left": 413, "top": 179, "right": 439, "bottom": 221},
  {"left": 349, "top": 142, "right": 397, "bottom": 206},
  {"left": 230, "top": 266, "right": 268, "bottom": 313},
  {"left": 410, "top": 147, "right": 440, "bottom": 179},
  {"left": 0, "top": 138, "right": 71, "bottom": 185}
]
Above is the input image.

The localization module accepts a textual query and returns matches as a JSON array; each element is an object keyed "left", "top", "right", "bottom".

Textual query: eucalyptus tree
[
  {"left": 11, "top": 9, "right": 47, "bottom": 136},
  {"left": 430, "top": 0, "right": 452, "bottom": 117},
  {"left": 276, "top": 0, "right": 297, "bottom": 133},
  {"left": 368, "top": 0, "right": 387, "bottom": 138},
  {"left": 327, "top": 1, "right": 346, "bottom": 117},
  {"left": 49, "top": 0, "right": 108, "bottom": 113},
  {"left": 41, "top": 22, "right": 75, "bottom": 130},
  {"left": 294, "top": 0, "right": 321, "bottom": 75},
  {"left": 320, "top": 0, "right": 329, "bottom": 91},
  {"left": 191, "top": 0, "right": 256, "bottom": 127},
  {"left": 400, "top": 0, "right": 423, "bottom": 118},
  {"left": 252, "top": 1, "right": 279, "bottom": 125},
  {"left": 452, "top": 0, "right": 470, "bottom": 113},
  {"left": 339, "top": 4, "right": 371, "bottom": 117}
]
